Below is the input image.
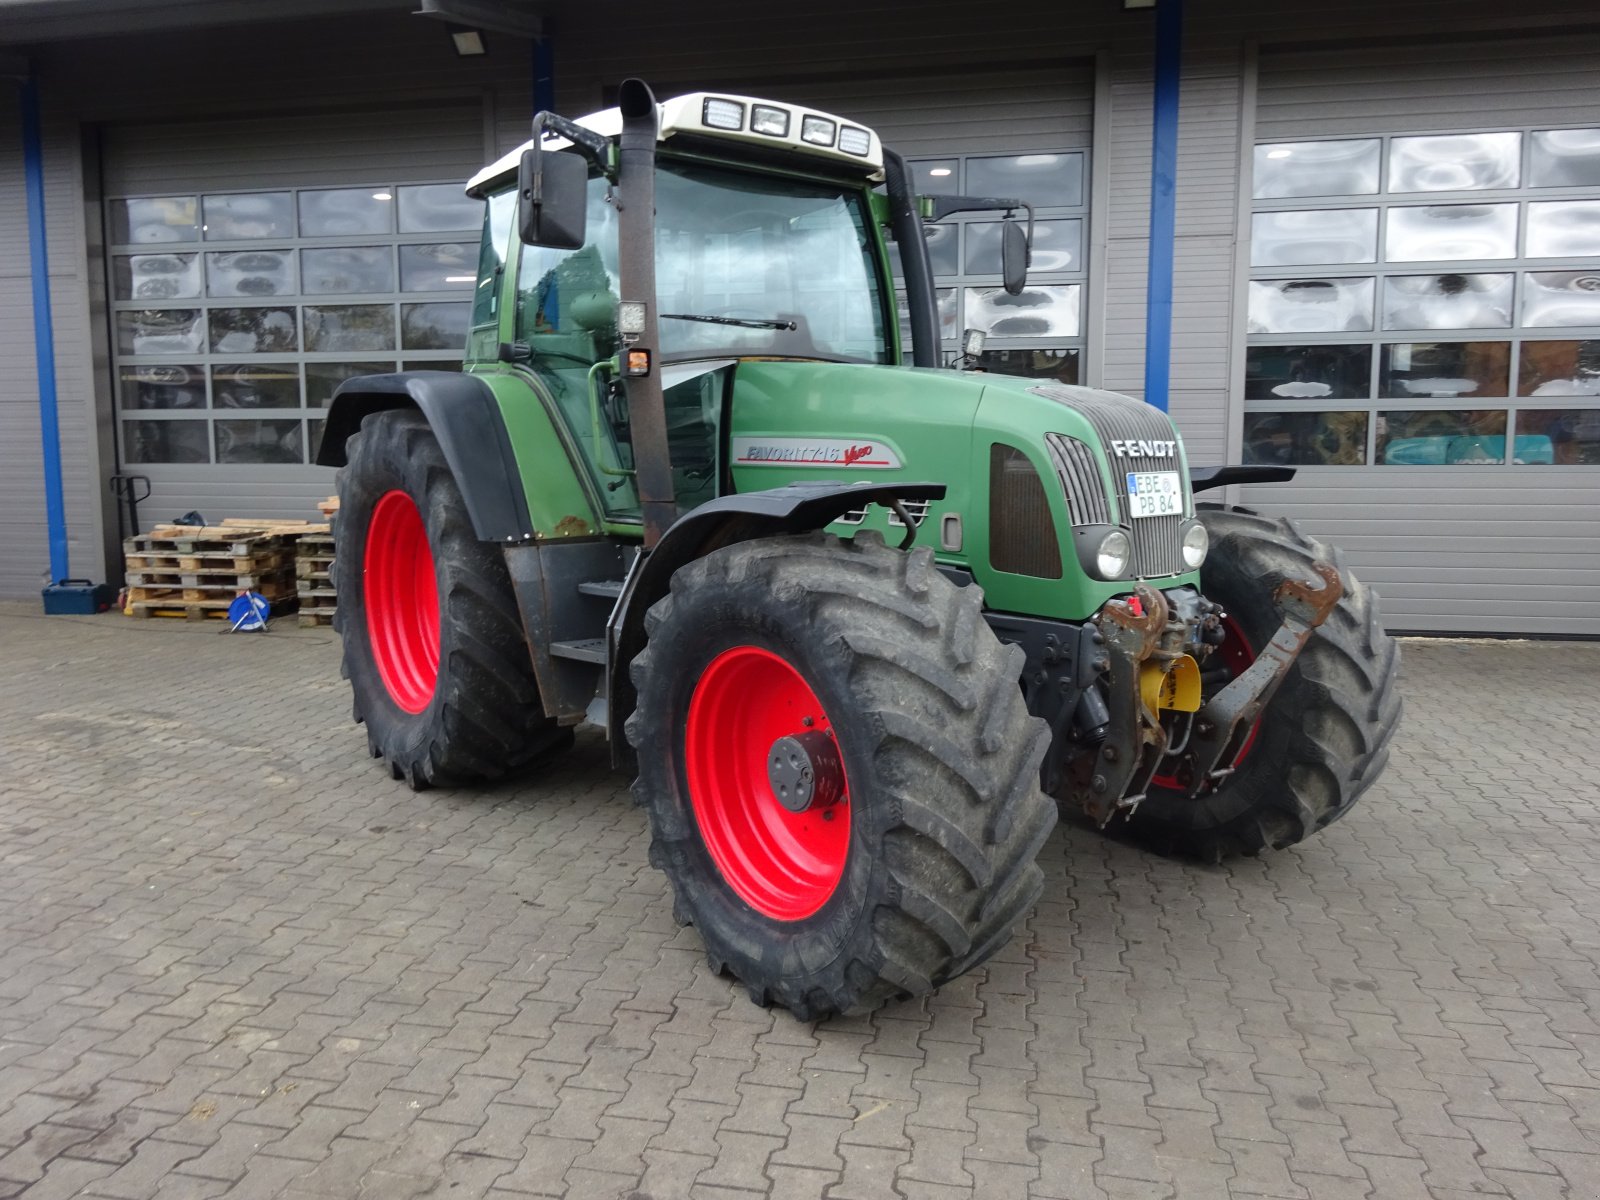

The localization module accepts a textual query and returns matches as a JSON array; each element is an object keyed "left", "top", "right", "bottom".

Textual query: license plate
[{"left": 1125, "top": 471, "right": 1182, "bottom": 519}]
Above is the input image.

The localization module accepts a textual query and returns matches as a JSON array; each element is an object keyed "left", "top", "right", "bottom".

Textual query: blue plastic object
[{"left": 227, "top": 592, "right": 272, "bottom": 631}]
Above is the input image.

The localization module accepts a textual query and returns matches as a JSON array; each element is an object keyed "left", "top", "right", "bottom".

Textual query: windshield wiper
[{"left": 661, "top": 312, "right": 797, "bottom": 331}]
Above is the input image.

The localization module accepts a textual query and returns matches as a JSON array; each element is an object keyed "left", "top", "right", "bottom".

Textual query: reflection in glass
[
  {"left": 306, "top": 361, "right": 392, "bottom": 407},
  {"left": 1243, "top": 411, "right": 1368, "bottom": 465},
  {"left": 966, "top": 153, "right": 1084, "bottom": 208},
  {"left": 966, "top": 285, "right": 1079, "bottom": 337},
  {"left": 967, "top": 220, "right": 1080, "bottom": 274},
  {"left": 1381, "top": 273, "right": 1512, "bottom": 329},
  {"left": 209, "top": 307, "right": 298, "bottom": 353},
  {"left": 1388, "top": 132, "right": 1520, "bottom": 193},
  {"left": 1518, "top": 340, "right": 1600, "bottom": 397},
  {"left": 113, "top": 254, "right": 201, "bottom": 301},
  {"left": 1385, "top": 204, "right": 1516, "bottom": 261},
  {"left": 912, "top": 160, "right": 959, "bottom": 196},
  {"left": 215, "top": 418, "right": 304, "bottom": 464},
  {"left": 1526, "top": 200, "right": 1600, "bottom": 258},
  {"left": 972, "top": 347, "right": 1079, "bottom": 385},
  {"left": 117, "top": 309, "right": 204, "bottom": 355},
  {"left": 1247, "top": 277, "right": 1374, "bottom": 334},
  {"left": 124, "top": 419, "right": 209, "bottom": 464},
  {"left": 937, "top": 288, "right": 957, "bottom": 341},
  {"left": 1245, "top": 344, "right": 1371, "bottom": 400},
  {"left": 397, "top": 184, "right": 483, "bottom": 233},
  {"left": 1522, "top": 272, "right": 1600, "bottom": 328},
  {"left": 400, "top": 243, "right": 478, "bottom": 292},
  {"left": 212, "top": 363, "right": 300, "bottom": 409},
  {"left": 1253, "top": 140, "right": 1380, "bottom": 199},
  {"left": 202, "top": 192, "right": 293, "bottom": 240},
  {"left": 1516, "top": 408, "right": 1600, "bottom": 463},
  {"left": 1377, "top": 410, "right": 1509, "bottom": 465},
  {"left": 921, "top": 223, "right": 959, "bottom": 276},
  {"left": 120, "top": 365, "right": 205, "bottom": 409},
  {"left": 304, "top": 305, "right": 395, "bottom": 352},
  {"left": 298, "top": 188, "right": 393, "bottom": 236},
  {"left": 308, "top": 418, "right": 325, "bottom": 460},
  {"left": 302, "top": 246, "right": 394, "bottom": 294},
  {"left": 205, "top": 250, "right": 295, "bottom": 298},
  {"left": 401, "top": 302, "right": 470, "bottom": 349},
  {"left": 1250, "top": 209, "right": 1377, "bottom": 266},
  {"left": 1379, "top": 342, "right": 1509, "bottom": 398},
  {"left": 110, "top": 197, "right": 198, "bottom": 245},
  {"left": 401, "top": 360, "right": 463, "bottom": 373},
  {"left": 1529, "top": 129, "right": 1600, "bottom": 189}
]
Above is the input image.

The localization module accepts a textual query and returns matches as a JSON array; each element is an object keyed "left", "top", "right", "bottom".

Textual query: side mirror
[
  {"left": 1001, "top": 220, "right": 1030, "bottom": 296},
  {"left": 518, "top": 144, "right": 587, "bottom": 249}
]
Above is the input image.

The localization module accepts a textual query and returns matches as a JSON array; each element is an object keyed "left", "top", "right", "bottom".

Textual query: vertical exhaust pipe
[{"left": 616, "top": 78, "right": 676, "bottom": 548}]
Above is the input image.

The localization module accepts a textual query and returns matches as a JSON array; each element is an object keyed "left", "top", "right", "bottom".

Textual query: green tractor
[{"left": 318, "top": 80, "right": 1401, "bottom": 1020}]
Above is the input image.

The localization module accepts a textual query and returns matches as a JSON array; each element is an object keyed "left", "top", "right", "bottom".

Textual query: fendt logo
[{"left": 1109, "top": 438, "right": 1177, "bottom": 458}]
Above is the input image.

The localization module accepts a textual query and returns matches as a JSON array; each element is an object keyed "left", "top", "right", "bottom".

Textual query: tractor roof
[{"left": 466, "top": 92, "right": 885, "bottom": 196}]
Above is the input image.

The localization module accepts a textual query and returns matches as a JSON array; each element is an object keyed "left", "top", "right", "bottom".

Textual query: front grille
[
  {"left": 989, "top": 443, "right": 1062, "bottom": 578},
  {"left": 1044, "top": 434, "right": 1111, "bottom": 525},
  {"left": 1032, "top": 385, "right": 1191, "bottom": 578}
]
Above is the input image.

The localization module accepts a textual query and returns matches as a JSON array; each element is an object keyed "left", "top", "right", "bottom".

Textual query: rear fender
[{"left": 316, "top": 371, "right": 533, "bottom": 542}]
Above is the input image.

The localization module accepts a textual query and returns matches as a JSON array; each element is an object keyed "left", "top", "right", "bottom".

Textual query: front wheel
[{"left": 626, "top": 532, "right": 1057, "bottom": 1020}]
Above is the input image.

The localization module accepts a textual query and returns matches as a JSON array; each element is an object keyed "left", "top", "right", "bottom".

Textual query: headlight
[
  {"left": 801, "top": 115, "right": 837, "bottom": 147},
  {"left": 838, "top": 125, "right": 872, "bottom": 156},
  {"left": 1180, "top": 520, "right": 1209, "bottom": 569},
  {"left": 702, "top": 97, "right": 745, "bottom": 131},
  {"left": 751, "top": 104, "right": 790, "bottom": 137},
  {"left": 1096, "top": 529, "right": 1131, "bottom": 579}
]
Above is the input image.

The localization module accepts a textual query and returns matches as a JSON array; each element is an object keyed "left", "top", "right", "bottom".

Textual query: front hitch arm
[{"left": 1180, "top": 561, "right": 1344, "bottom": 797}]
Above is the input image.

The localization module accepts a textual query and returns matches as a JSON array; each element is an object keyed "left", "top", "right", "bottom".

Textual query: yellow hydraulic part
[{"left": 1139, "top": 654, "right": 1202, "bottom": 715}]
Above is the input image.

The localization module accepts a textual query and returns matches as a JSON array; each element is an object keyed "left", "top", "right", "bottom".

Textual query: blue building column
[
  {"left": 533, "top": 36, "right": 554, "bottom": 115},
  {"left": 1142, "top": 0, "right": 1182, "bottom": 412}
]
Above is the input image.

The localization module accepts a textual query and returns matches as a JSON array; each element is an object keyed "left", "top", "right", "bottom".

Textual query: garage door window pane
[
  {"left": 304, "top": 304, "right": 395, "bottom": 352},
  {"left": 1243, "top": 411, "right": 1369, "bottom": 464},
  {"left": 1388, "top": 132, "right": 1521, "bottom": 193},
  {"left": 913, "top": 160, "right": 959, "bottom": 195},
  {"left": 1248, "top": 278, "right": 1375, "bottom": 334},
  {"left": 966, "top": 153, "right": 1083, "bottom": 208},
  {"left": 1518, "top": 340, "right": 1600, "bottom": 397},
  {"left": 212, "top": 363, "right": 300, "bottom": 409},
  {"left": 306, "top": 361, "right": 392, "bottom": 407},
  {"left": 1516, "top": 409, "right": 1600, "bottom": 462},
  {"left": 1380, "top": 341, "right": 1510, "bottom": 398},
  {"left": 895, "top": 289, "right": 958, "bottom": 345},
  {"left": 302, "top": 246, "right": 394, "bottom": 295},
  {"left": 1254, "top": 140, "right": 1380, "bottom": 199},
  {"left": 215, "top": 418, "right": 304, "bottom": 464},
  {"left": 401, "top": 301, "right": 470, "bottom": 349},
  {"left": 1251, "top": 209, "right": 1377, "bottom": 266},
  {"left": 398, "top": 184, "right": 482, "bottom": 233},
  {"left": 1246, "top": 344, "right": 1370, "bottom": 400},
  {"left": 1385, "top": 204, "right": 1517, "bottom": 261},
  {"left": 298, "top": 187, "right": 393, "bottom": 236},
  {"left": 203, "top": 192, "right": 293, "bottom": 240},
  {"left": 1526, "top": 200, "right": 1600, "bottom": 258},
  {"left": 114, "top": 253, "right": 201, "bottom": 300},
  {"left": 1529, "top": 129, "right": 1600, "bottom": 189},
  {"left": 1522, "top": 271, "right": 1600, "bottom": 328},
  {"left": 209, "top": 306, "right": 298, "bottom": 353},
  {"left": 206, "top": 250, "right": 296, "bottom": 298},
  {"left": 402, "top": 359, "right": 462, "bottom": 373},
  {"left": 400, "top": 243, "right": 478, "bottom": 292},
  {"left": 121, "top": 365, "right": 205, "bottom": 409},
  {"left": 967, "top": 285, "right": 1079, "bottom": 337},
  {"left": 1380, "top": 273, "right": 1513, "bottom": 329},
  {"left": 125, "top": 419, "right": 210, "bottom": 463},
  {"left": 973, "top": 347, "right": 1079, "bottom": 385},
  {"left": 111, "top": 197, "right": 198, "bottom": 245},
  {"left": 921, "top": 223, "right": 959, "bottom": 276},
  {"left": 967, "top": 219, "right": 1081, "bottom": 274},
  {"left": 118, "top": 309, "right": 204, "bottom": 354},
  {"left": 1378, "top": 410, "right": 1508, "bottom": 464}
]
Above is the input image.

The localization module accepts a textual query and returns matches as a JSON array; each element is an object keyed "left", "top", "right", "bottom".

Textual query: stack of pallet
[
  {"left": 295, "top": 530, "right": 338, "bottom": 627},
  {"left": 123, "top": 520, "right": 329, "bottom": 621}
]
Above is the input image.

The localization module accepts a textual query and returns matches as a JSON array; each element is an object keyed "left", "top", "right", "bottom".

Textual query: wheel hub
[{"left": 767, "top": 730, "right": 846, "bottom": 814}]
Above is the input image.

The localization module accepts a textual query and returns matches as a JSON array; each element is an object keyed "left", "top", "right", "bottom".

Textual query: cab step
[
  {"left": 550, "top": 638, "right": 607, "bottom": 664},
  {"left": 578, "top": 579, "right": 624, "bottom": 599}
]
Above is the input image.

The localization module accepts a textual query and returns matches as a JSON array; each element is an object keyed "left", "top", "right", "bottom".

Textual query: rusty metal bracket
[{"left": 1179, "top": 561, "right": 1344, "bottom": 798}]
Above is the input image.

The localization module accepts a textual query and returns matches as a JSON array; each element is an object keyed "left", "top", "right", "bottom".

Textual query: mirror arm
[{"left": 531, "top": 110, "right": 614, "bottom": 175}]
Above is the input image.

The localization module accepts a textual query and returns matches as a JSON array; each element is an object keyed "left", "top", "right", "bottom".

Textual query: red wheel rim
[
  {"left": 684, "top": 646, "right": 850, "bottom": 921},
  {"left": 364, "top": 490, "right": 440, "bottom": 715},
  {"left": 1151, "top": 614, "right": 1258, "bottom": 791}
]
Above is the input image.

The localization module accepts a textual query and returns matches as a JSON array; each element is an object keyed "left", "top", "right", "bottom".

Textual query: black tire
[
  {"left": 334, "top": 409, "right": 571, "bottom": 789},
  {"left": 625, "top": 531, "right": 1057, "bottom": 1021},
  {"left": 1123, "top": 504, "right": 1402, "bottom": 860}
]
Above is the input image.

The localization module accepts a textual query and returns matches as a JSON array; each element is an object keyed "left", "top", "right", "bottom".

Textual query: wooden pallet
[
  {"left": 126, "top": 567, "right": 293, "bottom": 590},
  {"left": 298, "top": 607, "right": 337, "bottom": 628},
  {"left": 128, "top": 579, "right": 296, "bottom": 605},
  {"left": 126, "top": 548, "right": 294, "bottom": 574},
  {"left": 127, "top": 593, "right": 298, "bottom": 621}
]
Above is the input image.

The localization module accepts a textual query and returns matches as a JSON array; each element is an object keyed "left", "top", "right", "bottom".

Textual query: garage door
[
  {"left": 1241, "top": 34, "right": 1600, "bottom": 635},
  {"left": 102, "top": 102, "right": 486, "bottom": 525}
]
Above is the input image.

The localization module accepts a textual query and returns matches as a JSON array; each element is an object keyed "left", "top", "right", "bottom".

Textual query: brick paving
[{"left": 1, "top": 601, "right": 1598, "bottom": 1198}]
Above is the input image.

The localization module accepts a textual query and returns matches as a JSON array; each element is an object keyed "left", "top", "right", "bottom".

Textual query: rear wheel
[
  {"left": 626, "top": 532, "right": 1057, "bottom": 1020},
  {"left": 335, "top": 409, "right": 571, "bottom": 788},
  {"left": 1124, "top": 505, "right": 1402, "bottom": 860}
]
